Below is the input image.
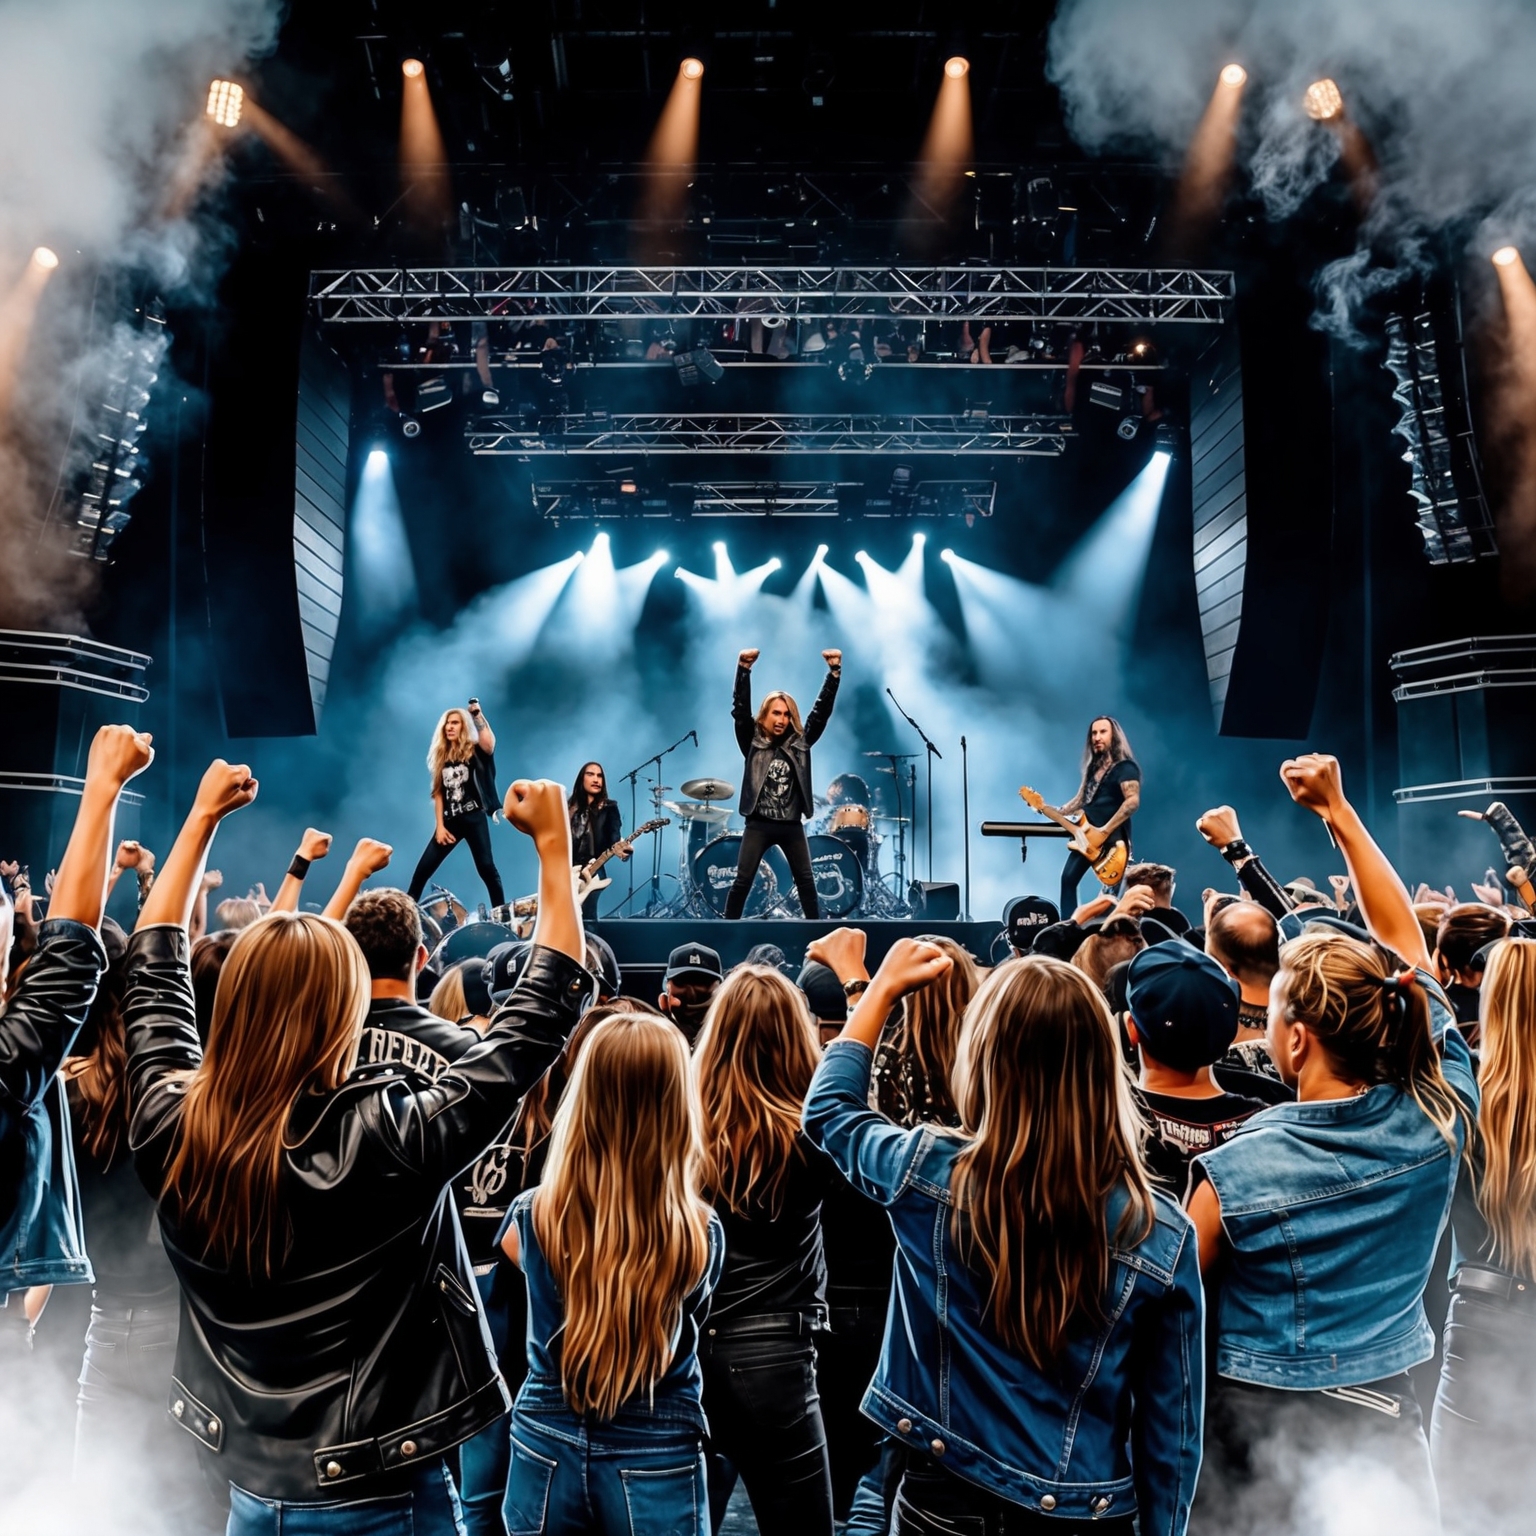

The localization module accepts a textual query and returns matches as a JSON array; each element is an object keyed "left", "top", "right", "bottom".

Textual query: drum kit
[{"left": 650, "top": 773, "right": 912, "bottom": 919}]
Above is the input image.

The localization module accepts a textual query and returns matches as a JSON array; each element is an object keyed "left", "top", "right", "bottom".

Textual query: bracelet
[
  {"left": 842, "top": 978, "right": 870, "bottom": 999},
  {"left": 287, "top": 855, "right": 311, "bottom": 880},
  {"left": 1221, "top": 839, "right": 1252, "bottom": 863}
]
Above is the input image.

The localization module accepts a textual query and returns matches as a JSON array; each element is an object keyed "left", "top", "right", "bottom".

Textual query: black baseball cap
[
  {"left": 1126, "top": 943, "right": 1240, "bottom": 1071},
  {"left": 1004, "top": 895, "right": 1061, "bottom": 952},
  {"left": 797, "top": 960, "right": 847, "bottom": 1023},
  {"left": 485, "top": 941, "right": 531, "bottom": 1005},
  {"left": 665, "top": 941, "right": 724, "bottom": 983}
]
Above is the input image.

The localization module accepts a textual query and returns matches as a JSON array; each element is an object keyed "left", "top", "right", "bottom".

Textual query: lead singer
[{"left": 725, "top": 646, "right": 842, "bottom": 920}]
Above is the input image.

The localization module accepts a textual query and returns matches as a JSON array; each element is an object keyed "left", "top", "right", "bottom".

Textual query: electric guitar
[
  {"left": 491, "top": 818, "right": 670, "bottom": 924},
  {"left": 1016, "top": 787, "right": 1129, "bottom": 886}
]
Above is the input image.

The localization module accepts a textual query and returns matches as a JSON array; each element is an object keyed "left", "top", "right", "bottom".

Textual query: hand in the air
[
  {"left": 504, "top": 779, "right": 571, "bottom": 850},
  {"left": 200, "top": 868, "right": 224, "bottom": 892},
  {"left": 87, "top": 725, "right": 155, "bottom": 789},
  {"left": 806, "top": 926, "right": 869, "bottom": 980},
  {"left": 191, "top": 760, "right": 259, "bottom": 821},
  {"left": 872, "top": 937, "right": 953, "bottom": 996},
  {"left": 298, "top": 828, "right": 334, "bottom": 862},
  {"left": 738, "top": 649, "right": 761, "bottom": 669},
  {"left": 1280, "top": 754, "right": 1346, "bottom": 820},
  {"left": 822, "top": 649, "right": 842, "bottom": 669},
  {"left": 348, "top": 839, "right": 394, "bottom": 877},
  {"left": 1195, "top": 806, "right": 1243, "bottom": 849},
  {"left": 114, "top": 841, "right": 143, "bottom": 872}
]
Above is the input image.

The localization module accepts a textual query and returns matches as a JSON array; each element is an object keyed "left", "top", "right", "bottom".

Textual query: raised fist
[
  {"left": 191, "top": 760, "right": 259, "bottom": 821},
  {"left": 87, "top": 725, "right": 155, "bottom": 789},
  {"left": 738, "top": 649, "right": 760, "bottom": 669},
  {"left": 822, "top": 649, "right": 843, "bottom": 669}
]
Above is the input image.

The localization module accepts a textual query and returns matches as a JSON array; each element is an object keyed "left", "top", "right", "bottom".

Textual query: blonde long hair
[
  {"left": 692, "top": 965, "right": 821, "bottom": 1216},
  {"left": 1276, "top": 931, "right": 1466, "bottom": 1153},
  {"left": 426, "top": 708, "right": 476, "bottom": 795},
  {"left": 532, "top": 1012, "right": 712, "bottom": 1420},
  {"left": 950, "top": 956, "right": 1155, "bottom": 1370},
  {"left": 754, "top": 691, "right": 804, "bottom": 738},
  {"left": 161, "top": 913, "right": 369, "bottom": 1275},
  {"left": 876, "top": 935, "right": 979, "bottom": 1127},
  {"left": 1475, "top": 939, "right": 1536, "bottom": 1276}
]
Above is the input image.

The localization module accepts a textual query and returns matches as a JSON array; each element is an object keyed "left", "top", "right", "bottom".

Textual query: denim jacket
[
  {"left": 1193, "top": 979, "right": 1476, "bottom": 1389},
  {"left": 1, "top": 919, "right": 103, "bottom": 1292},
  {"left": 803, "top": 1040, "right": 1204, "bottom": 1535}
]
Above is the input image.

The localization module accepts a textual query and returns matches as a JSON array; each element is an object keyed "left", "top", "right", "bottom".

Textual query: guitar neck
[{"left": 1033, "top": 802, "right": 1079, "bottom": 835}]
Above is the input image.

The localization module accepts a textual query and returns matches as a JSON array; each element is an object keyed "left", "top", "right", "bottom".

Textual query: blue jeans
[
  {"left": 503, "top": 1408, "right": 706, "bottom": 1536},
  {"left": 459, "top": 1264, "right": 526, "bottom": 1536},
  {"left": 226, "top": 1462, "right": 464, "bottom": 1536}
]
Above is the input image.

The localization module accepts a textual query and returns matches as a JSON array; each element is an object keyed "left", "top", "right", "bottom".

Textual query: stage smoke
[
  {"left": 1165, "top": 64, "right": 1247, "bottom": 260},
  {"left": 637, "top": 59, "right": 705, "bottom": 250},
  {"left": 906, "top": 57, "right": 974, "bottom": 249},
  {"left": 1489, "top": 245, "right": 1536, "bottom": 601},
  {"left": 399, "top": 57, "right": 452, "bottom": 231}
]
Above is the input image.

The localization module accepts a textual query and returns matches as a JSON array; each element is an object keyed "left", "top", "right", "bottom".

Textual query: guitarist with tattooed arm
[{"left": 1019, "top": 716, "right": 1141, "bottom": 917}]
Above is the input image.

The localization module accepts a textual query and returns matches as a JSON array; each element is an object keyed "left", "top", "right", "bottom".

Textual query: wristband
[
  {"left": 842, "top": 978, "right": 870, "bottom": 999},
  {"left": 287, "top": 855, "right": 312, "bottom": 880},
  {"left": 1220, "top": 839, "right": 1252, "bottom": 863}
]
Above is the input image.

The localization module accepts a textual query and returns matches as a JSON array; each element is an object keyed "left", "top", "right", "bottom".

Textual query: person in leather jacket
[
  {"left": 121, "top": 759, "right": 593, "bottom": 1532},
  {"left": 724, "top": 646, "right": 841, "bottom": 920}
]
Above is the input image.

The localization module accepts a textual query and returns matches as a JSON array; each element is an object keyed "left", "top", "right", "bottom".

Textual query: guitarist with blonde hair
[{"left": 1056, "top": 715, "right": 1141, "bottom": 916}]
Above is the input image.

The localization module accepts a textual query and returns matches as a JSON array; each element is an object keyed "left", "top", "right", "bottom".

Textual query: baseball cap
[
  {"left": 665, "top": 941, "right": 724, "bottom": 983},
  {"left": 797, "top": 960, "right": 847, "bottom": 1023},
  {"left": 584, "top": 932, "right": 622, "bottom": 999},
  {"left": 1125, "top": 943, "right": 1240, "bottom": 1072},
  {"left": 485, "top": 941, "right": 531, "bottom": 1006},
  {"left": 1003, "top": 895, "right": 1060, "bottom": 952},
  {"left": 458, "top": 957, "right": 495, "bottom": 1018}
]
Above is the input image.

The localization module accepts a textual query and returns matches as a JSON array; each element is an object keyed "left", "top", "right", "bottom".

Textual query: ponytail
[{"left": 1277, "top": 932, "right": 1466, "bottom": 1154}]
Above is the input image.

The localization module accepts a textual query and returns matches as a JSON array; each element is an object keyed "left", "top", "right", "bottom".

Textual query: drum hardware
[
  {"left": 661, "top": 800, "right": 732, "bottom": 824},
  {"left": 419, "top": 885, "right": 468, "bottom": 933}
]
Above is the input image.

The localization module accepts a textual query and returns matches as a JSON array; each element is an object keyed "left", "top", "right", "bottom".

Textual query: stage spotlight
[
  {"left": 400, "top": 414, "right": 421, "bottom": 439},
  {"left": 815, "top": 543, "right": 829, "bottom": 557},
  {"left": 681, "top": 57, "right": 705, "bottom": 80},
  {"left": 713, "top": 541, "right": 726, "bottom": 553},
  {"left": 1220, "top": 64, "right": 1247, "bottom": 88},
  {"left": 855, "top": 550, "right": 869, "bottom": 563},
  {"left": 1304, "top": 78, "right": 1344, "bottom": 122},
  {"left": 940, "top": 548, "right": 954, "bottom": 562},
  {"left": 1494, "top": 246, "right": 1520, "bottom": 267},
  {"left": 206, "top": 79, "right": 244, "bottom": 128},
  {"left": 674, "top": 346, "right": 724, "bottom": 387},
  {"left": 1153, "top": 420, "right": 1179, "bottom": 458},
  {"left": 655, "top": 550, "right": 669, "bottom": 563},
  {"left": 945, "top": 57, "right": 969, "bottom": 78},
  {"left": 402, "top": 58, "right": 425, "bottom": 79},
  {"left": 31, "top": 247, "right": 59, "bottom": 271},
  {"left": 768, "top": 558, "right": 782, "bottom": 572}
]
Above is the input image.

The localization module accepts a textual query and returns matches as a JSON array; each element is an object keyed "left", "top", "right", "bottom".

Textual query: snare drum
[{"left": 827, "top": 804, "right": 872, "bottom": 834}]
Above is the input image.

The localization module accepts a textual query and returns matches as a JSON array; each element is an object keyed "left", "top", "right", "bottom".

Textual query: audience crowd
[{"left": 3, "top": 725, "right": 1535, "bottom": 1536}]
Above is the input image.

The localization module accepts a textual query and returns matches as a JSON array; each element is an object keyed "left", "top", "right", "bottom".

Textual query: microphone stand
[
  {"left": 618, "top": 730, "right": 696, "bottom": 917},
  {"left": 887, "top": 688, "right": 942, "bottom": 880},
  {"left": 961, "top": 735, "right": 971, "bottom": 920}
]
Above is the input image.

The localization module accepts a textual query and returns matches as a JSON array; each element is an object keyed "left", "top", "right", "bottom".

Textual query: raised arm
[
  {"left": 733, "top": 650, "right": 759, "bottom": 755},
  {"left": 0, "top": 726, "right": 153, "bottom": 1112},
  {"left": 321, "top": 839, "right": 393, "bottom": 921},
  {"left": 1279, "top": 754, "right": 1430, "bottom": 970},
  {"left": 1196, "top": 805, "right": 1295, "bottom": 919},
  {"left": 468, "top": 699, "right": 495, "bottom": 755},
  {"left": 137, "top": 762, "right": 259, "bottom": 933},
  {"left": 803, "top": 649, "right": 842, "bottom": 746},
  {"left": 271, "top": 828, "right": 333, "bottom": 914}
]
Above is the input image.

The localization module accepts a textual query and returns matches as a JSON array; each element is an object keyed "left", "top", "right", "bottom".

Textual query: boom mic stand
[
  {"left": 614, "top": 729, "right": 696, "bottom": 917},
  {"left": 887, "top": 688, "right": 942, "bottom": 880}
]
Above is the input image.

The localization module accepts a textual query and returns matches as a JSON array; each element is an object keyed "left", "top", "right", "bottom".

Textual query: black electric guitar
[
  {"left": 1016, "top": 787, "right": 1129, "bottom": 886},
  {"left": 492, "top": 818, "right": 670, "bottom": 923}
]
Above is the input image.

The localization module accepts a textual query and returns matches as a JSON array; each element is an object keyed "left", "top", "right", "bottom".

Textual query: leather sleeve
[
  {"left": 732, "top": 664, "right": 755, "bottom": 756},
  {"left": 1234, "top": 855, "right": 1294, "bottom": 918},
  {"left": 377, "top": 946, "right": 594, "bottom": 1187},
  {"left": 121, "top": 925, "right": 203, "bottom": 1173},
  {"left": 0, "top": 919, "right": 106, "bottom": 1114},
  {"left": 803, "top": 668, "right": 840, "bottom": 747}
]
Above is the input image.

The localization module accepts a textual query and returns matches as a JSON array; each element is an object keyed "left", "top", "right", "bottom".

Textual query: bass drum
[
  {"left": 692, "top": 835, "right": 791, "bottom": 917},
  {"left": 801, "top": 834, "right": 864, "bottom": 919}
]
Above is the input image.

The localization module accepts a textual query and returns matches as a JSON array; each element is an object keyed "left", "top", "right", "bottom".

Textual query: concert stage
[{"left": 588, "top": 918, "right": 1004, "bottom": 981}]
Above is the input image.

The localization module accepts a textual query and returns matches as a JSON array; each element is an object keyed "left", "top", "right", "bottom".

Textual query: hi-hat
[
  {"left": 864, "top": 750, "right": 919, "bottom": 759},
  {"left": 663, "top": 800, "right": 731, "bottom": 823},
  {"left": 681, "top": 777, "right": 735, "bottom": 801}
]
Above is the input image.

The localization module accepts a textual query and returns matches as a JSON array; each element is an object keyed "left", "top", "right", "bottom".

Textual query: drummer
[
  {"left": 826, "top": 772, "right": 872, "bottom": 812},
  {"left": 823, "top": 771, "right": 874, "bottom": 869}
]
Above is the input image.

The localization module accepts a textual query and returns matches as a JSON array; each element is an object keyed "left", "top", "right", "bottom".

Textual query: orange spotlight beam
[
  {"left": 1490, "top": 247, "right": 1536, "bottom": 599},
  {"left": 399, "top": 60, "right": 452, "bottom": 231},
  {"left": 908, "top": 63, "right": 973, "bottom": 243},
  {"left": 243, "top": 100, "right": 361, "bottom": 221},
  {"left": 1166, "top": 65, "right": 1247, "bottom": 259},
  {"left": 0, "top": 249, "right": 60, "bottom": 421},
  {"left": 637, "top": 62, "right": 705, "bottom": 242}
]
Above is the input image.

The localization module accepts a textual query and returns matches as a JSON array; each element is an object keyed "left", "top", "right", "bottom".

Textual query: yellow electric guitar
[{"left": 1016, "top": 786, "right": 1130, "bottom": 886}]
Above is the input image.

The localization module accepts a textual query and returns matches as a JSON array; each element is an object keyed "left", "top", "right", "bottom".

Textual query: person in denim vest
[
  {"left": 692, "top": 964, "right": 839, "bottom": 1536},
  {"left": 2, "top": 726, "right": 152, "bottom": 1320},
  {"left": 499, "top": 1010, "right": 724, "bottom": 1536},
  {"left": 1432, "top": 936, "right": 1536, "bottom": 1534},
  {"left": 1187, "top": 754, "right": 1476, "bottom": 1536},
  {"left": 804, "top": 930, "right": 1204, "bottom": 1536}
]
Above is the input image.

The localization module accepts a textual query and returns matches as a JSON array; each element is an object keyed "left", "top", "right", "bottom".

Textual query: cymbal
[
  {"left": 864, "top": 751, "right": 919, "bottom": 759},
  {"left": 662, "top": 800, "right": 731, "bottom": 824},
  {"left": 649, "top": 785, "right": 674, "bottom": 796},
  {"left": 681, "top": 777, "right": 735, "bottom": 801}
]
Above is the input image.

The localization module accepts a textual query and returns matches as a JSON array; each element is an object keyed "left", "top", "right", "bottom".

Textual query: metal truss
[
  {"left": 470, "top": 412, "right": 1069, "bottom": 456},
  {"left": 313, "top": 265, "right": 1234, "bottom": 325},
  {"left": 530, "top": 480, "right": 997, "bottom": 518}
]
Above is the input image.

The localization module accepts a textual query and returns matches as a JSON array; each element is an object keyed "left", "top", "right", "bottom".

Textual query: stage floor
[{"left": 588, "top": 918, "right": 1004, "bottom": 972}]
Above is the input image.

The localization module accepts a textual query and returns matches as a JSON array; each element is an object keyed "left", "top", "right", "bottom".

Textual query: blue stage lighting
[{"left": 940, "top": 548, "right": 954, "bottom": 562}]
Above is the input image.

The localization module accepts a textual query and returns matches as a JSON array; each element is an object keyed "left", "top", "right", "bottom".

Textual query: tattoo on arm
[{"left": 1097, "top": 782, "right": 1140, "bottom": 835}]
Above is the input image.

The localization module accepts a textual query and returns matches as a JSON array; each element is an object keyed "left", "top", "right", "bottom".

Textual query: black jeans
[
  {"left": 725, "top": 818, "right": 819, "bottom": 919},
  {"left": 818, "top": 1297, "right": 888, "bottom": 1519},
  {"left": 894, "top": 1456, "right": 1134, "bottom": 1535},
  {"left": 1192, "top": 1374, "right": 1437, "bottom": 1536},
  {"left": 408, "top": 810, "right": 505, "bottom": 907},
  {"left": 701, "top": 1324, "right": 834, "bottom": 1536}
]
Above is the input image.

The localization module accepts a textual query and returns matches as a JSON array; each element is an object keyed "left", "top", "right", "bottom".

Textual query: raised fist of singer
[
  {"left": 822, "top": 649, "right": 842, "bottom": 670},
  {"left": 738, "top": 649, "right": 760, "bottom": 669}
]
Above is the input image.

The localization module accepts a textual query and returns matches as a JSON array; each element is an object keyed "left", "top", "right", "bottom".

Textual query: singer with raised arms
[{"left": 724, "top": 646, "right": 842, "bottom": 919}]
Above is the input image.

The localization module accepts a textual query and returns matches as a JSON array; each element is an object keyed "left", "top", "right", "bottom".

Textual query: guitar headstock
[{"left": 1018, "top": 785, "right": 1046, "bottom": 812}]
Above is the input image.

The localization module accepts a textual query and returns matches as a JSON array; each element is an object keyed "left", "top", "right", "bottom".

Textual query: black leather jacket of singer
[
  {"left": 733, "top": 662, "right": 840, "bottom": 820},
  {"left": 122, "top": 923, "right": 593, "bottom": 1501}
]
